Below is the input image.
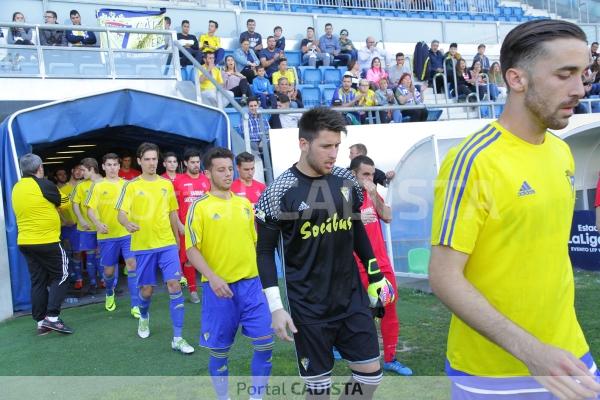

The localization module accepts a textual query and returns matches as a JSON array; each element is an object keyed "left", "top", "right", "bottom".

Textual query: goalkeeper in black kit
[{"left": 255, "top": 107, "right": 395, "bottom": 399}]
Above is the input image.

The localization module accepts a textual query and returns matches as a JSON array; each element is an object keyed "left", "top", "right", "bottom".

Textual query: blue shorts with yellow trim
[
  {"left": 135, "top": 245, "right": 180, "bottom": 287},
  {"left": 200, "top": 276, "right": 272, "bottom": 349},
  {"left": 98, "top": 236, "right": 133, "bottom": 267}
]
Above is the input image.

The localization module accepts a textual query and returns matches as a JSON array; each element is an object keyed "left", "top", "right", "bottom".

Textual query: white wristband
[{"left": 264, "top": 286, "right": 284, "bottom": 313}]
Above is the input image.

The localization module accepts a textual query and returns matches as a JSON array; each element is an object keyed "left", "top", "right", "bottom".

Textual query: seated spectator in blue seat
[
  {"left": 198, "top": 52, "right": 233, "bottom": 108},
  {"left": 343, "top": 60, "right": 361, "bottom": 89},
  {"left": 199, "top": 20, "right": 225, "bottom": 66},
  {"left": 301, "top": 27, "right": 330, "bottom": 67},
  {"left": 260, "top": 36, "right": 284, "bottom": 79},
  {"left": 375, "top": 78, "right": 402, "bottom": 123},
  {"left": 358, "top": 36, "right": 391, "bottom": 71},
  {"left": 395, "top": 73, "right": 429, "bottom": 122},
  {"left": 8, "top": 12, "right": 34, "bottom": 45},
  {"left": 234, "top": 38, "right": 260, "bottom": 83},
  {"left": 426, "top": 40, "right": 445, "bottom": 93},
  {"left": 239, "top": 19, "right": 263, "bottom": 53},
  {"left": 470, "top": 60, "right": 492, "bottom": 100},
  {"left": 576, "top": 82, "right": 600, "bottom": 114},
  {"left": 269, "top": 94, "right": 302, "bottom": 129},
  {"left": 273, "top": 26, "right": 285, "bottom": 52},
  {"left": 472, "top": 43, "right": 491, "bottom": 73},
  {"left": 449, "top": 58, "right": 477, "bottom": 102},
  {"left": 488, "top": 61, "right": 507, "bottom": 99},
  {"left": 319, "top": 23, "right": 350, "bottom": 67},
  {"left": 333, "top": 75, "right": 361, "bottom": 122},
  {"left": 251, "top": 65, "right": 277, "bottom": 108},
  {"left": 66, "top": 10, "right": 97, "bottom": 47},
  {"left": 222, "top": 55, "right": 252, "bottom": 102},
  {"left": 40, "top": 11, "right": 67, "bottom": 46},
  {"left": 177, "top": 20, "right": 204, "bottom": 66},
  {"left": 366, "top": 57, "right": 389, "bottom": 89},
  {"left": 339, "top": 29, "right": 358, "bottom": 63},
  {"left": 275, "top": 77, "right": 303, "bottom": 108},
  {"left": 272, "top": 58, "right": 296, "bottom": 89},
  {"left": 388, "top": 52, "right": 412, "bottom": 88}
]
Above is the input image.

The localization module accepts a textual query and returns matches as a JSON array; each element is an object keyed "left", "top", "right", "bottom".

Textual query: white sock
[
  {"left": 47, "top": 316, "right": 58, "bottom": 322},
  {"left": 173, "top": 336, "right": 182, "bottom": 342}
]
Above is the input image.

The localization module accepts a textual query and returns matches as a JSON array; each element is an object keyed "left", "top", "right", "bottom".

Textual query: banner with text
[
  {"left": 96, "top": 8, "right": 166, "bottom": 49},
  {"left": 569, "top": 210, "right": 600, "bottom": 270}
]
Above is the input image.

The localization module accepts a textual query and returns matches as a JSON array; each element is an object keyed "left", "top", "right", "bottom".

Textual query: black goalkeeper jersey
[{"left": 255, "top": 165, "right": 371, "bottom": 324}]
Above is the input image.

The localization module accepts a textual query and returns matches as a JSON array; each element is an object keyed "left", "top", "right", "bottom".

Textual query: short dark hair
[
  {"left": 240, "top": 38, "right": 249, "bottom": 45},
  {"left": 182, "top": 20, "right": 190, "bottom": 26},
  {"left": 431, "top": 40, "right": 439, "bottom": 45},
  {"left": 163, "top": 151, "right": 177, "bottom": 160},
  {"left": 350, "top": 143, "right": 368, "bottom": 155},
  {"left": 247, "top": 18, "right": 255, "bottom": 24},
  {"left": 235, "top": 151, "right": 255, "bottom": 166},
  {"left": 274, "top": 26, "right": 282, "bottom": 32},
  {"left": 256, "top": 65, "right": 265, "bottom": 71},
  {"left": 209, "top": 20, "right": 218, "bottom": 28},
  {"left": 298, "top": 107, "right": 347, "bottom": 142},
  {"left": 267, "top": 35, "right": 275, "bottom": 41},
  {"left": 137, "top": 142, "right": 160, "bottom": 159},
  {"left": 395, "top": 52, "right": 404, "bottom": 58},
  {"left": 450, "top": 42, "right": 458, "bottom": 48},
  {"left": 477, "top": 43, "right": 486, "bottom": 50},
  {"left": 247, "top": 96, "right": 259, "bottom": 105},
  {"left": 203, "top": 147, "right": 234, "bottom": 170},
  {"left": 277, "top": 93, "right": 290, "bottom": 103},
  {"left": 500, "top": 20, "right": 586, "bottom": 86},
  {"left": 350, "top": 155, "right": 374, "bottom": 171},
  {"left": 279, "top": 57, "right": 287, "bottom": 63},
  {"left": 183, "top": 148, "right": 201, "bottom": 161},
  {"left": 307, "top": 26, "right": 314, "bottom": 32},
  {"left": 81, "top": 157, "right": 99, "bottom": 174},
  {"left": 164, "top": 16, "right": 171, "bottom": 24},
  {"left": 593, "top": 42, "right": 599, "bottom": 46},
  {"left": 45, "top": 10, "right": 57, "bottom": 19},
  {"left": 102, "top": 153, "right": 119, "bottom": 164},
  {"left": 69, "top": 9, "right": 79, "bottom": 17},
  {"left": 325, "top": 23, "right": 332, "bottom": 28}
]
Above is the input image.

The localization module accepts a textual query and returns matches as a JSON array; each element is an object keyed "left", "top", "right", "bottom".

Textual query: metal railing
[
  {"left": 243, "top": 0, "right": 497, "bottom": 13},
  {"left": 0, "top": 22, "right": 180, "bottom": 79}
]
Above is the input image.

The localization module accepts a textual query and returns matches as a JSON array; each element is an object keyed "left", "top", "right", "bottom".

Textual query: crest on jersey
[
  {"left": 300, "top": 357, "right": 310, "bottom": 371},
  {"left": 244, "top": 207, "right": 251, "bottom": 219},
  {"left": 340, "top": 187, "right": 350, "bottom": 202},
  {"left": 203, "top": 332, "right": 210, "bottom": 341},
  {"left": 212, "top": 213, "right": 221, "bottom": 220},
  {"left": 161, "top": 188, "right": 167, "bottom": 196}
]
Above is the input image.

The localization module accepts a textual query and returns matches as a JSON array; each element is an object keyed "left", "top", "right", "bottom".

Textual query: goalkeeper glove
[{"left": 366, "top": 258, "right": 395, "bottom": 308}]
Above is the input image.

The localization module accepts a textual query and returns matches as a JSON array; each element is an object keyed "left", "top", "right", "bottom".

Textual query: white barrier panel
[{"left": 0, "top": 179, "right": 14, "bottom": 321}]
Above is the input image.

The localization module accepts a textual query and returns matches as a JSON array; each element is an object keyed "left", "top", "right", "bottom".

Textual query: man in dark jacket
[
  {"left": 66, "top": 9, "right": 97, "bottom": 47},
  {"left": 427, "top": 40, "right": 445, "bottom": 93},
  {"left": 40, "top": 11, "right": 67, "bottom": 46}
]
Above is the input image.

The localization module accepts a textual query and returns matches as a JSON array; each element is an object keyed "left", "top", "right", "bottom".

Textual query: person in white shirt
[{"left": 358, "top": 36, "right": 391, "bottom": 71}]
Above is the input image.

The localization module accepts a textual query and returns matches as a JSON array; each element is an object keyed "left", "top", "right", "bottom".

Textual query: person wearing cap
[{"left": 339, "top": 29, "right": 357, "bottom": 62}]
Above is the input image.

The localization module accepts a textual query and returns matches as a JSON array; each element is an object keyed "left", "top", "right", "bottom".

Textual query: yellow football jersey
[
  {"left": 72, "top": 180, "right": 96, "bottom": 232},
  {"left": 85, "top": 178, "right": 129, "bottom": 241},
  {"left": 58, "top": 183, "right": 77, "bottom": 225},
  {"left": 116, "top": 176, "right": 178, "bottom": 252},
  {"left": 431, "top": 120, "right": 588, "bottom": 376},
  {"left": 185, "top": 193, "right": 258, "bottom": 283}
]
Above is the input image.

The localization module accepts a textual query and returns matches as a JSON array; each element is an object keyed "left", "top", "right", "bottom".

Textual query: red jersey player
[
  {"left": 161, "top": 152, "right": 181, "bottom": 183},
  {"left": 230, "top": 152, "right": 266, "bottom": 204},
  {"left": 350, "top": 155, "right": 412, "bottom": 376},
  {"left": 172, "top": 148, "right": 211, "bottom": 303},
  {"left": 118, "top": 154, "right": 141, "bottom": 180}
]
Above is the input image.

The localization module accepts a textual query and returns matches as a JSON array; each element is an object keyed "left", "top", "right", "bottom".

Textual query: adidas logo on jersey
[
  {"left": 212, "top": 213, "right": 220, "bottom": 220},
  {"left": 298, "top": 201, "right": 310, "bottom": 211},
  {"left": 518, "top": 181, "right": 536, "bottom": 197}
]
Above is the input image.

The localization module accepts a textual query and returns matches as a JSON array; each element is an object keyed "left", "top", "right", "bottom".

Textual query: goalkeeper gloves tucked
[{"left": 366, "top": 258, "right": 396, "bottom": 308}]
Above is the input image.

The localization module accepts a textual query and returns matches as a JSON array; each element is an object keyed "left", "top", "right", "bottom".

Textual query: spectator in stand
[
  {"left": 237, "top": 97, "right": 270, "bottom": 157},
  {"left": 488, "top": 61, "right": 507, "bottom": 98},
  {"left": 118, "top": 153, "right": 141, "bottom": 180},
  {"left": 199, "top": 52, "right": 233, "bottom": 108},
  {"left": 339, "top": 29, "right": 357, "bottom": 63},
  {"left": 8, "top": 12, "right": 34, "bottom": 45},
  {"left": 451, "top": 58, "right": 476, "bottom": 102},
  {"left": 221, "top": 55, "right": 252, "bottom": 103},
  {"left": 443, "top": 43, "right": 461, "bottom": 76},
  {"left": 426, "top": 39, "right": 444, "bottom": 93},
  {"left": 269, "top": 94, "right": 302, "bottom": 129},
  {"left": 251, "top": 65, "right": 277, "bottom": 109},
  {"left": 591, "top": 42, "right": 599, "bottom": 61},
  {"left": 301, "top": 27, "right": 330, "bottom": 67},
  {"left": 273, "top": 26, "right": 285, "bottom": 52},
  {"left": 40, "top": 11, "right": 67, "bottom": 46},
  {"left": 590, "top": 57, "right": 600, "bottom": 84},
  {"left": 470, "top": 60, "right": 493, "bottom": 100},
  {"left": 319, "top": 23, "right": 349, "bottom": 67},
  {"left": 472, "top": 43, "right": 491, "bottom": 73},
  {"left": 375, "top": 78, "right": 402, "bottom": 123},
  {"left": 358, "top": 36, "right": 391, "bottom": 71},
  {"left": 357, "top": 78, "right": 378, "bottom": 123},
  {"left": 388, "top": 53, "right": 411, "bottom": 88},
  {"left": 272, "top": 58, "right": 296, "bottom": 89},
  {"left": 333, "top": 75, "right": 361, "bottom": 123},
  {"left": 66, "top": 10, "right": 97, "bottom": 47},
  {"left": 162, "top": 16, "right": 172, "bottom": 51},
  {"left": 275, "top": 77, "right": 303, "bottom": 108},
  {"left": 348, "top": 143, "right": 395, "bottom": 187},
  {"left": 164, "top": 16, "right": 171, "bottom": 30},
  {"left": 199, "top": 20, "right": 225, "bottom": 66},
  {"left": 344, "top": 59, "right": 361, "bottom": 89},
  {"left": 231, "top": 152, "right": 266, "bottom": 204},
  {"left": 239, "top": 18, "right": 263, "bottom": 53},
  {"left": 395, "top": 73, "right": 428, "bottom": 122},
  {"left": 177, "top": 20, "right": 203, "bottom": 66},
  {"left": 260, "top": 36, "right": 284, "bottom": 79},
  {"left": 234, "top": 38, "right": 259, "bottom": 83},
  {"left": 366, "top": 57, "right": 388, "bottom": 89}
]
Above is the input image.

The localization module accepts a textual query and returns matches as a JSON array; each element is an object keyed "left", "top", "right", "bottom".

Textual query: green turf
[{"left": 1, "top": 270, "right": 599, "bottom": 398}]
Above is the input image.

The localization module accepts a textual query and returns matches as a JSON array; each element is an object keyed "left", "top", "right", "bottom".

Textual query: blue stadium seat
[
  {"left": 300, "top": 86, "right": 321, "bottom": 108},
  {"left": 48, "top": 62, "right": 76, "bottom": 75},
  {"left": 302, "top": 68, "right": 322, "bottom": 85},
  {"left": 513, "top": 7, "right": 524, "bottom": 16},
  {"left": 115, "top": 64, "right": 136, "bottom": 76},
  {"left": 448, "top": 13, "right": 459, "bottom": 20},
  {"left": 427, "top": 109, "right": 443, "bottom": 121},
  {"left": 320, "top": 84, "right": 337, "bottom": 106},
  {"left": 225, "top": 109, "right": 242, "bottom": 133},
  {"left": 136, "top": 65, "right": 162, "bottom": 77},
  {"left": 396, "top": 11, "right": 409, "bottom": 18},
  {"left": 422, "top": 12, "right": 434, "bottom": 19},
  {"left": 185, "top": 65, "right": 196, "bottom": 81},
  {"left": 286, "top": 51, "right": 302, "bottom": 67},
  {"left": 20, "top": 63, "right": 39, "bottom": 74},
  {"left": 321, "top": 67, "right": 341, "bottom": 84},
  {"left": 472, "top": 15, "right": 484, "bottom": 21},
  {"left": 337, "top": 65, "right": 347, "bottom": 75},
  {"left": 484, "top": 15, "right": 495, "bottom": 21},
  {"left": 296, "top": 66, "right": 311, "bottom": 82},
  {"left": 79, "top": 63, "right": 108, "bottom": 75},
  {"left": 459, "top": 14, "right": 471, "bottom": 20},
  {"left": 180, "top": 67, "right": 188, "bottom": 81}
]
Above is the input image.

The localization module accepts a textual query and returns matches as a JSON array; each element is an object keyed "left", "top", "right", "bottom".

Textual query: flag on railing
[{"left": 96, "top": 8, "right": 166, "bottom": 49}]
